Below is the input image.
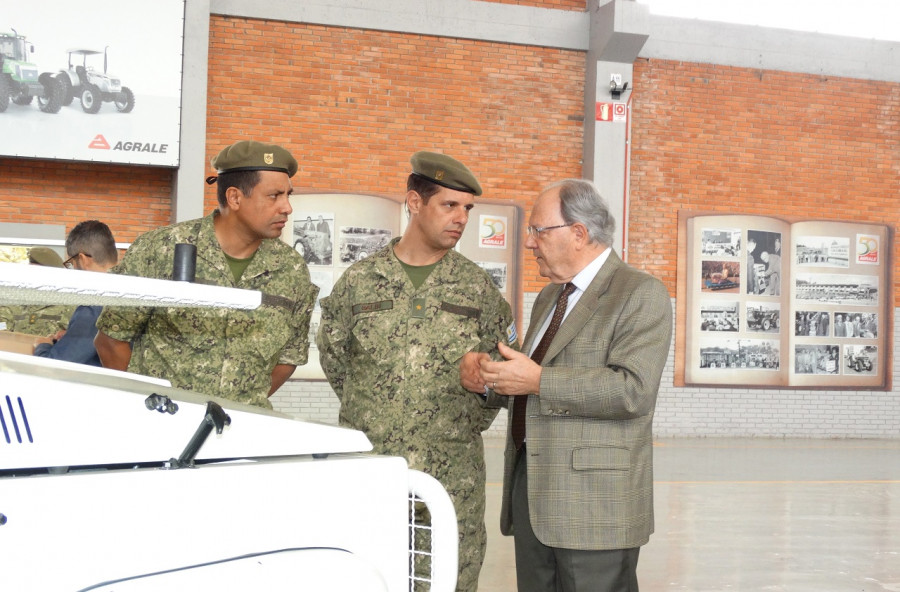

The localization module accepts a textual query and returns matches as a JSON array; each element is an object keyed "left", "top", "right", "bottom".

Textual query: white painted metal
[
  {"left": 0, "top": 262, "right": 261, "bottom": 309},
  {"left": 0, "top": 355, "right": 458, "bottom": 591}
]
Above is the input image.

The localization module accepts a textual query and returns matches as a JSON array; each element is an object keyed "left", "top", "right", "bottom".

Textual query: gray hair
[{"left": 547, "top": 178, "right": 615, "bottom": 246}]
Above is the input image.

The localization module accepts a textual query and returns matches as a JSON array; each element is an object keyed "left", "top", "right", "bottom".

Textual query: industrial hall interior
[{"left": 0, "top": 1, "right": 898, "bottom": 591}]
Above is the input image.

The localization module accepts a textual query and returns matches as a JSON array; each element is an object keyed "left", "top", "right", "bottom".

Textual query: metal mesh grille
[{"left": 409, "top": 490, "right": 434, "bottom": 591}]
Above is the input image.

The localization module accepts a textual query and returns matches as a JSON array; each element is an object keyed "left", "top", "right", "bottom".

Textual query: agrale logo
[{"left": 89, "top": 134, "right": 169, "bottom": 153}]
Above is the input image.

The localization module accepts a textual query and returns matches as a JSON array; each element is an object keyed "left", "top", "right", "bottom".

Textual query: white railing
[{"left": 408, "top": 470, "right": 458, "bottom": 592}]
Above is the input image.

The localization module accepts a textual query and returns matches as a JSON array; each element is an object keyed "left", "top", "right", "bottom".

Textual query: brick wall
[
  {"left": 0, "top": 158, "right": 172, "bottom": 243},
  {"left": 629, "top": 59, "right": 900, "bottom": 300},
  {"left": 205, "top": 17, "right": 585, "bottom": 291}
]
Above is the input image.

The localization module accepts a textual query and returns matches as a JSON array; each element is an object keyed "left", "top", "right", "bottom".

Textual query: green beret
[
  {"left": 211, "top": 140, "right": 298, "bottom": 177},
  {"left": 29, "top": 247, "right": 64, "bottom": 268},
  {"left": 410, "top": 151, "right": 482, "bottom": 196}
]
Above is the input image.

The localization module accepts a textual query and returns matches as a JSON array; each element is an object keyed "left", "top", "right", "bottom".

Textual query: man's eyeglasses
[
  {"left": 525, "top": 223, "right": 573, "bottom": 238},
  {"left": 63, "top": 253, "right": 92, "bottom": 269}
]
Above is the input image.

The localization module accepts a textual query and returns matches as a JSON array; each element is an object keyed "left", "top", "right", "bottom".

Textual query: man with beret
[
  {"left": 95, "top": 140, "right": 318, "bottom": 407},
  {"left": 317, "top": 151, "right": 517, "bottom": 591},
  {"left": 0, "top": 247, "right": 75, "bottom": 338}
]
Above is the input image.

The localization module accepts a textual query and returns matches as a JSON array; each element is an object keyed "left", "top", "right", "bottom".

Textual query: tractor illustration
[
  {"left": 0, "top": 29, "right": 63, "bottom": 114},
  {"left": 57, "top": 47, "right": 134, "bottom": 113}
]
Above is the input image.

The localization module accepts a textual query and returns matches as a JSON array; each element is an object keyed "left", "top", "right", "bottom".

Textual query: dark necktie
[{"left": 512, "top": 282, "right": 576, "bottom": 450}]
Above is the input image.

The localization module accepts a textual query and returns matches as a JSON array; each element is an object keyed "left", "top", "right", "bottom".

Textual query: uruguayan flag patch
[{"left": 506, "top": 321, "right": 518, "bottom": 345}]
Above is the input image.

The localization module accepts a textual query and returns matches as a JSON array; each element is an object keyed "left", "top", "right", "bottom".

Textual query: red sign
[{"left": 596, "top": 102, "right": 613, "bottom": 121}]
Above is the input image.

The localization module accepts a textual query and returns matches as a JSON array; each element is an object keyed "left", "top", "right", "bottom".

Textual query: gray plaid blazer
[{"left": 494, "top": 251, "right": 672, "bottom": 550}]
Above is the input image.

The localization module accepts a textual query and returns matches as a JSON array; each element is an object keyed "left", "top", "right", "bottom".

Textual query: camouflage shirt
[
  {"left": 318, "top": 239, "right": 514, "bottom": 448},
  {"left": 96, "top": 211, "right": 318, "bottom": 408},
  {"left": 0, "top": 304, "right": 75, "bottom": 336}
]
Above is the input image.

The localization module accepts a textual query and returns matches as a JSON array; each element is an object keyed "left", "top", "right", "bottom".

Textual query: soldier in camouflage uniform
[
  {"left": 95, "top": 141, "right": 318, "bottom": 407},
  {"left": 0, "top": 248, "right": 75, "bottom": 338},
  {"left": 317, "top": 152, "right": 517, "bottom": 592}
]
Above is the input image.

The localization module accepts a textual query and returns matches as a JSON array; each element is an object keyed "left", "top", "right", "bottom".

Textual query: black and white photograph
[
  {"left": 796, "top": 236, "right": 849, "bottom": 267},
  {"left": 833, "top": 312, "right": 878, "bottom": 338},
  {"left": 794, "top": 310, "right": 830, "bottom": 337},
  {"left": 795, "top": 273, "right": 878, "bottom": 305},
  {"left": 699, "top": 301, "right": 738, "bottom": 332},
  {"left": 745, "top": 302, "right": 780, "bottom": 333},
  {"left": 700, "top": 260, "right": 740, "bottom": 293},
  {"left": 699, "top": 339, "right": 780, "bottom": 370},
  {"left": 700, "top": 228, "right": 741, "bottom": 257},
  {"left": 746, "top": 230, "right": 782, "bottom": 296},
  {"left": 338, "top": 226, "right": 392, "bottom": 265},
  {"left": 293, "top": 213, "right": 334, "bottom": 265},
  {"left": 843, "top": 345, "right": 877, "bottom": 375},
  {"left": 794, "top": 344, "right": 840, "bottom": 375},
  {"left": 476, "top": 261, "right": 508, "bottom": 292}
]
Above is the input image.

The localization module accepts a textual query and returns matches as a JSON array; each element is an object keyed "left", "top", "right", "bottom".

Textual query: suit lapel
[
  {"left": 522, "top": 285, "right": 558, "bottom": 354},
  {"left": 541, "top": 251, "right": 622, "bottom": 364}
]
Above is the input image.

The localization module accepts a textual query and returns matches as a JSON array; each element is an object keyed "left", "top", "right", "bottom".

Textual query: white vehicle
[
  {"left": 0, "top": 263, "right": 457, "bottom": 591},
  {"left": 56, "top": 47, "right": 134, "bottom": 113}
]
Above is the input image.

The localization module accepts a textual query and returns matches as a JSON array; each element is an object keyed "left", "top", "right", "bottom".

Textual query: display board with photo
[
  {"left": 676, "top": 213, "right": 890, "bottom": 389},
  {"left": 292, "top": 214, "right": 334, "bottom": 266}
]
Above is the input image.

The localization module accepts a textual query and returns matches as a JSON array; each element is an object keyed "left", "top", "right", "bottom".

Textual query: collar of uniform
[
  {"left": 375, "top": 237, "right": 464, "bottom": 288},
  {"left": 201, "top": 210, "right": 294, "bottom": 283}
]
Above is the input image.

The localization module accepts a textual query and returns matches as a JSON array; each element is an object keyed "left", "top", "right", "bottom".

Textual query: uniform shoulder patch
[{"left": 506, "top": 321, "right": 518, "bottom": 345}]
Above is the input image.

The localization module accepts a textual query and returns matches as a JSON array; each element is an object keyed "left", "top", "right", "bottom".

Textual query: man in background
[
  {"left": 480, "top": 179, "right": 672, "bottom": 592},
  {"left": 0, "top": 247, "right": 75, "bottom": 338},
  {"left": 746, "top": 236, "right": 759, "bottom": 295},
  {"left": 34, "top": 220, "right": 118, "bottom": 365},
  {"left": 95, "top": 140, "right": 318, "bottom": 407},
  {"left": 317, "top": 151, "right": 516, "bottom": 591}
]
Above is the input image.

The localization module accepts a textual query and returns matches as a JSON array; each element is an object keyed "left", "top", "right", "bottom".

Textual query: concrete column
[
  {"left": 583, "top": 0, "right": 648, "bottom": 259},
  {"left": 173, "top": 0, "right": 211, "bottom": 223}
]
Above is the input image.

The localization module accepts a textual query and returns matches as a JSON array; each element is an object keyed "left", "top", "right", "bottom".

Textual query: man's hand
[
  {"left": 460, "top": 351, "right": 491, "bottom": 393},
  {"left": 479, "top": 342, "right": 542, "bottom": 396}
]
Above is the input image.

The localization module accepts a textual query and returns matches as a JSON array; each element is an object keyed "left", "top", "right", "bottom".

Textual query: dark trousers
[{"left": 511, "top": 448, "right": 640, "bottom": 592}]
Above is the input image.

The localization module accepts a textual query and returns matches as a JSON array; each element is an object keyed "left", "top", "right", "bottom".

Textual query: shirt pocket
[
  {"left": 350, "top": 307, "right": 395, "bottom": 362},
  {"left": 435, "top": 302, "right": 483, "bottom": 365},
  {"left": 247, "top": 303, "right": 294, "bottom": 364}
]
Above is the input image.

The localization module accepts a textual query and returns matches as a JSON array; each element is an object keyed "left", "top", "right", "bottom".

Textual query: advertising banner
[{"left": 1, "top": 0, "right": 184, "bottom": 167}]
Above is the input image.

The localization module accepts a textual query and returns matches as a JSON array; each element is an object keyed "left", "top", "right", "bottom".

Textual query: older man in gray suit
[{"left": 478, "top": 179, "right": 672, "bottom": 591}]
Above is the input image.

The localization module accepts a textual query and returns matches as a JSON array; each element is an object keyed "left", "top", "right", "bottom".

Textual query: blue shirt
[{"left": 33, "top": 305, "right": 102, "bottom": 366}]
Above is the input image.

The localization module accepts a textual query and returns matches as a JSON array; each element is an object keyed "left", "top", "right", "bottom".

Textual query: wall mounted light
[{"left": 609, "top": 80, "right": 628, "bottom": 100}]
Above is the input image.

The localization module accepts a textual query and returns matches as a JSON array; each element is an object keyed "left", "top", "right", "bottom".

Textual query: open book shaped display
[{"left": 676, "top": 213, "right": 891, "bottom": 389}]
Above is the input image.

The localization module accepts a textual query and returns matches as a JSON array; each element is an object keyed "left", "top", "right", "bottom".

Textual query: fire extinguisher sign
[{"left": 595, "top": 102, "right": 627, "bottom": 122}]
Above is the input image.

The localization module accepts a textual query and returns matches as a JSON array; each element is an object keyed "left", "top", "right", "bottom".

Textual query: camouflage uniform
[
  {"left": 0, "top": 305, "right": 74, "bottom": 336},
  {"left": 317, "top": 238, "right": 515, "bottom": 592},
  {"left": 96, "top": 211, "right": 317, "bottom": 408}
]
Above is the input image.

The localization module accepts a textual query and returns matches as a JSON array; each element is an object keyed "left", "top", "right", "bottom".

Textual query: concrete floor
[{"left": 478, "top": 437, "right": 900, "bottom": 592}]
